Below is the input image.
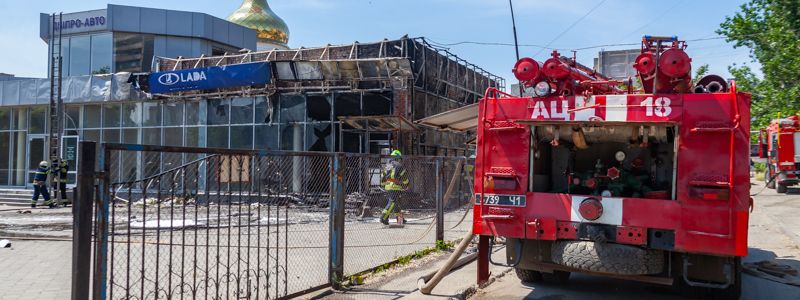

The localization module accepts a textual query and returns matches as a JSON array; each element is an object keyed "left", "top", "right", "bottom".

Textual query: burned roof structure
[{"left": 147, "top": 37, "right": 504, "bottom": 155}]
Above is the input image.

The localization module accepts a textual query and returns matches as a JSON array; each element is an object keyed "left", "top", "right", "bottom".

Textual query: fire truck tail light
[
  {"left": 578, "top": 198, "right": 603, "bottom": 221},
  {"left": 689, "top": 186, "right": 730, "bottom": 201}
]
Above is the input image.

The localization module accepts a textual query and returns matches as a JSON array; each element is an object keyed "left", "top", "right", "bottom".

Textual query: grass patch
[
  {"left": 343, "top": 240, "right": 457, "bottom": 286},
  {"left": 755, "top": 171, "right": 766, "bottom": 181},
  {"left": 754, "top": 162, "right": 766, "bottom": 173}
]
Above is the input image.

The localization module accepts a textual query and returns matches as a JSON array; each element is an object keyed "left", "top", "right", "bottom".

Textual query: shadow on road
[{"left": 746, "top": 247, "right": 800, "bottom": 270}]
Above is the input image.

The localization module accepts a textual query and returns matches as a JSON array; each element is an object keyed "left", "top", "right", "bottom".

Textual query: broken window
[
  {"left": 294, "top": 62, "right": 323, "bottom": 80},
  {"left": 306, "top": 95, "right": 331, "bottom": 122},
  {"left": 207, "top": 99, "right": 230, "bottom": 125},
  {"left": 334, "top": 93, "right": 361, "bottom": 117},
  {"left": 230, "top": 97, "right": 254, "bottom": 124},
  {"left": 362, "top": 92, "right": 392, "bottom": 116},
  {"left": 279, "top": 94, "right": 306, "bottom": 123},
  {"left": 306, "top": 123, "right": 332, "bottom": 152}
]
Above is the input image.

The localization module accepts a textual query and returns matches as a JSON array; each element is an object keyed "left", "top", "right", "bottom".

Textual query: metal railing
[{"left": 84, "top": 143, "right": 473, "bottom": 299}]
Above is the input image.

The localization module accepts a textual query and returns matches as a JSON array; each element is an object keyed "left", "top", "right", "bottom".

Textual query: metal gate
[
  {"left": 92, "top": 144, "right": 334, "bottom": 299},
  {"left": 86, "top": 143, "right": 474, "bottom": 299}
]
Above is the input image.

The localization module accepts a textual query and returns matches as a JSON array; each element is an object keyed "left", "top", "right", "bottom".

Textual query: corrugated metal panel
[{"left": 416, "top": 103, "right": 478, "bottom": 132}]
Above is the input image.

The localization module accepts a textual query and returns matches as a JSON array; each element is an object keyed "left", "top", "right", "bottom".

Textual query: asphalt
[
  {"left": 317, "top": 180, "right": 800, "bottom": 300},
  {"left": 469, "top": 181, "right": 800, "bottom": 300}
]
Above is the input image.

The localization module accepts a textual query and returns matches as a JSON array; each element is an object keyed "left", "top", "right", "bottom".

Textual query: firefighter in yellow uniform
[
  {"left": 380, "top": 150, "right": 409, "bottom": 225},
  {"left": 51, "top": 159, "right": 70, "bottom": 206}
]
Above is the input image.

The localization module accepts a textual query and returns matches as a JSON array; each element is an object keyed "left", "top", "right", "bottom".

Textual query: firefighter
[
  {"left": 51, "top": 159, "right": 69, "bottom": 206},
  {"left": 31, "top": 161, "right": 53, "bottom": 208},
  {"left": 380, "top": 150, "right": 409, "bottom": 225}
]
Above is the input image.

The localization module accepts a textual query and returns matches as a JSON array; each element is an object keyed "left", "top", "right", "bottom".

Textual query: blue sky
[{"left": 0, "top": 0, "right": 757, "bottom": 85}]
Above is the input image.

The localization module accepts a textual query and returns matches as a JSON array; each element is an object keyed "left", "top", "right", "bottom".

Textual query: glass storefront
[{"left": 0, "top": 91, "right": 393, "bottom": 187}]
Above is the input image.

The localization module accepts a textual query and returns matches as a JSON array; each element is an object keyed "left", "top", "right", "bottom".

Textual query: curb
[{"left": 458, "top": 268, "right": 513, "bottom": 300}]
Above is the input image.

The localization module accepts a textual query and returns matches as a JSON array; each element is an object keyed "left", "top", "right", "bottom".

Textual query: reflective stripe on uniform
[{"left": 383, "top": 168, "right": 408, "bottom": 191}]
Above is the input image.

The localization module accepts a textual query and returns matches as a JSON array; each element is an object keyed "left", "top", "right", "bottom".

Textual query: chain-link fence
[{"left": 91, "top": 144, "right": 473, "bottom": 299}]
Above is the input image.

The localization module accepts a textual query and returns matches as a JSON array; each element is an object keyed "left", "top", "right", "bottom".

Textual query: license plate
[{"left": 475, "top": 194, "right": 526, "bottom": 207}]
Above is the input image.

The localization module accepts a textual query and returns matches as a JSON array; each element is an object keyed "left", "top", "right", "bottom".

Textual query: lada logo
[
  {"left": 157, "top": 71, "right": 207, "bottom": 86},
  {"left": 157, "top": 73, "right": 180, "bottom": 86}
]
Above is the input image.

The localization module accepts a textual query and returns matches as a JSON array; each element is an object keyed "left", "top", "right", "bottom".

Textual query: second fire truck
[{"left": 759, "top": 115, "right": 800, "bottom": 193}]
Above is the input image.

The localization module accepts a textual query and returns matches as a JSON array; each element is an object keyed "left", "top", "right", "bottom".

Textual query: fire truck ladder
[{"left": 48, "top": 13, "right": 65, "bottom": 204}]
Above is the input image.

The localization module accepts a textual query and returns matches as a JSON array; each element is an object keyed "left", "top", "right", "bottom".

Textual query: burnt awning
[
  {"left": 338, "top": 115, "right": 418, "bottom": 132},
  {"left": 416, "top": 103, "right": 479, "bottom": 132}
]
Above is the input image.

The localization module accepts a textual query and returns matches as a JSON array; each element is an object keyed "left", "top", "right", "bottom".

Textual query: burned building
[{"left": 148, "top": 37, "right": 504, "bottom": 156}]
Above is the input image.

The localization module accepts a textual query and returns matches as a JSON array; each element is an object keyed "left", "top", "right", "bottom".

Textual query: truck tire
[
  {"left": 514, "top": 267, "right": 543, "bottom": 282},
  {"left": 777, "top": 183, "right": 788, "bottom": 193},
  {"left": 766, "top": 166, "right": 776, "bottom": 189},
  {"left": 551, "top": 240, "right": 664, "bottom": 275}
]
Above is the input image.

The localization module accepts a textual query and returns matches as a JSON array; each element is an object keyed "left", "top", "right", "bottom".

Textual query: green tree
[
  {"left": 692, "top": 64, "right": 709, "bottom": 86},
  {"left": 717, "top": 0, "right": 800, "bottom": 130}
]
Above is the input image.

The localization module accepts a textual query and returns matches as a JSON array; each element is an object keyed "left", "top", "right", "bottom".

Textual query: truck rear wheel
[
  {"left": 767, "top": 165, "right": 776, "bottom": 189},
  {"left": 551, "top": 240, "right": 664, "bottom": 275},
  {"left": 514, "top": 267, "right": 543, "bottom": 283},
  {"left": 777, "top": 183, "right": 788, "bottom": 193}
]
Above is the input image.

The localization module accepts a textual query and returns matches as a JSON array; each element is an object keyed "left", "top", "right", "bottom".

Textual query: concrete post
[
  {"left": 329, "top": 154, "right": 345, "bottom": 288},
  {"left": 71, "top": 141, "right": 95, "bottom": 300},
  {"left": 292, "top": 124, "right": 302, "bottom": 193}
]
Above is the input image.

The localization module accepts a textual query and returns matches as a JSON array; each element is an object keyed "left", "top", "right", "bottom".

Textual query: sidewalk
[
  {"left": 0, "top": 205, "right": 73, "bottom": 300},
  {"left": 314, "top": 243, "right": 510, "bottom": 300},
  {"left": 0, "top": 239, "right": 72, "bottom": 300}
]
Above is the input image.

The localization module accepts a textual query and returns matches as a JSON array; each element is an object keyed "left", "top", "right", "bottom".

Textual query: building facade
[
  {"left": 39, "top": 4, "right": 257, "bottom": 75},
  {"left": 593, "top": 49, "right": 640, "bottom": 81},
  {"left": 0, "top": 5, "right": 256, "bottom": 187},
  {"left": 0, "top": 5, "right": 502, "bottom": 189}
]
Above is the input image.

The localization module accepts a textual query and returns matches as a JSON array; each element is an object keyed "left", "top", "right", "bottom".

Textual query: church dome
[{"left": 227, "top": 0, "right": 290, "bottom": 50}]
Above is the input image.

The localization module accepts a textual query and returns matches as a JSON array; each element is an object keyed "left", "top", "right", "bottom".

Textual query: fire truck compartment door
[{"left": 795, "top": 132, "right": 800, "bottom": 162}]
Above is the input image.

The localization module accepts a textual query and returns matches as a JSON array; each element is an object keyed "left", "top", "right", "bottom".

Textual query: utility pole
[{"left": 509, "top": 0, "right": 524, "bottom": 96}]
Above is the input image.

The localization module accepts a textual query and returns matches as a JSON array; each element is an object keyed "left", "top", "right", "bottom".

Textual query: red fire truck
[
  {"left": 759, "top": 115, "right": 800, "bottom": 193},
  {"left": 473, "top": 36, "right": 750, "bottom": 298}
]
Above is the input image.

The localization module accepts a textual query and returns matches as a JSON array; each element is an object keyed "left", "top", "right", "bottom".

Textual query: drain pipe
[{"left": 417, "top": 228, "right": 476, "bottom": 294}]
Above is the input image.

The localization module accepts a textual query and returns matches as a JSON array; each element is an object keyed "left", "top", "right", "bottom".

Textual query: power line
[
  {"left": 533, "top": 0, "right": 608, "bottom": 57},
  {"left": 425, "top": 35, "right": 756, "bottom": 55}
]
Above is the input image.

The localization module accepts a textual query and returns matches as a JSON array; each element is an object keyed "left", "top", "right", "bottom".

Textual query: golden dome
[{"left": 227, "top": 0, "right": 290, "bottom": 49}]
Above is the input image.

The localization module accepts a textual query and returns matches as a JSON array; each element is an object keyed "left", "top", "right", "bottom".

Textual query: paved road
[{"left": 471, "top": 182, "right": 800, "bottom": 300}]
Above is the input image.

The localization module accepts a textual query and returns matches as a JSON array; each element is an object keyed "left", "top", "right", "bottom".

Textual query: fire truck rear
[
  {"left": 473, "top": 36, "right": 750, "bottom": 298},
  {"left": 758, "top": 115, "right": 800, "bottom": 193}
]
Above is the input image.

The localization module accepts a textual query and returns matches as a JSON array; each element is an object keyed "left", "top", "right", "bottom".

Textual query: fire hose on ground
[{"left": 417, "top": 227, "right": 476, "bottom": 294}]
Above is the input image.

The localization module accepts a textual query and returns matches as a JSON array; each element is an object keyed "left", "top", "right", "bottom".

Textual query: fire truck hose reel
[{"left": 551, "top": 240, "right": 664, "bottom": 275}]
